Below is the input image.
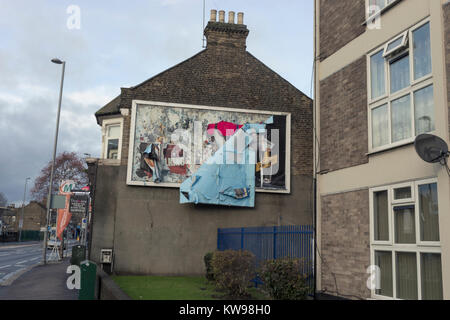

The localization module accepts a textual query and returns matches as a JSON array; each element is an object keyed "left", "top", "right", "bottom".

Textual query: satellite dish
[{"left": 414, "top": 134, "right": 449, "bottom": 164}]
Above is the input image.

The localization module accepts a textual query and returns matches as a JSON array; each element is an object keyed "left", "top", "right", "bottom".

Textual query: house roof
[{"left": 95, "top": 95, "right": 121, "bottom": 123}]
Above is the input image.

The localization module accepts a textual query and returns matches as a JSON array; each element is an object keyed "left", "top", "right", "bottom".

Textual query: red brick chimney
[{"left": 204, "top": 10, "right": 249, "bottom": 51}]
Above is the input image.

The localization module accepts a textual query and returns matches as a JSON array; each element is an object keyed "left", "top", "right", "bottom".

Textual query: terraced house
[{"left": 314, "top": 0, "right": 450, "bottom": 299}]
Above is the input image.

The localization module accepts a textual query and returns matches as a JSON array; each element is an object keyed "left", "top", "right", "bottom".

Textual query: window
[
  {"left": 370, "top": 179, "right": 442, "bottom": 300},
  {"left": 368, "top": 20, "right": 434, "bottom": 152},
  {"left": 367, "top": 0, "right": 398, "bottom": 20},
  {"left": 106, "top": 125, "right": 120, "bottom": 159},
  {"left": 102, "top": 119, "right": 123, "bottom": 160}
]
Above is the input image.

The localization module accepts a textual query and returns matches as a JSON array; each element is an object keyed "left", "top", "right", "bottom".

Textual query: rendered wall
[{"left": 90, "top": 164, "right": 313, "bottom": 275}]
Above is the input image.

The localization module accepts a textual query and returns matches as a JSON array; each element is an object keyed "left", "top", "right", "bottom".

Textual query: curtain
[
  {"left": 390, "top": 54, "right": 410, "bottom": 93},
  {"left": 374, "top": 191, "right": 389, "bottom": 241},
  {"left": 375, "top": 251, "right": 393, "bottom": 297},
  {"left": 394, "top": 207, "right": 416, "bottom": 244},
  {"left": 418, "top": 183, "right": 440, "bottom": 242},
  {"left": 421, "top": 253, "right": 443, "bottom": 300},
  {"left": 396, "top": 252, "right": 418, "bottom": 300},
  {"left": 413, "top": 22, "right": 432, "bottom": 80},
  {"left": 372, "top": 104, "right": 389, "bottom": 148},
  {"left": 414, "top": 85, "right": 435, "bottom": 135},
  {"left": 371, "top": 50, "right": 386, "bottom": 99},
  {"left": 391, "top": 95, "right": 411, "bottom": 142}
]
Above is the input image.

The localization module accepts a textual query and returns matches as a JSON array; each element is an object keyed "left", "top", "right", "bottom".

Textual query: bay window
[
  {"left": 370, "top": 179, "right": 442, "bottom": 300},
  {"left": 368, "top": 19, "right": 434, "bottom": 152},
  {"left": 102, "top": 118, "right": 123, "bottom": 160}
]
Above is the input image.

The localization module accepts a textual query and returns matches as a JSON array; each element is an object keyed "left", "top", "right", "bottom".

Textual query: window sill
[
  {"left": 366, "top": 141, "right": 414, "bottom": 157},
  {"left": 362, "top": 0, "right": 403, "bottom": 26},
  {"left": 99, "top": 158, "right": 121, "bottom": 166}
]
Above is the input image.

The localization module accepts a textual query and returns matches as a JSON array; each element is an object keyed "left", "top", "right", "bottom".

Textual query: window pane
[
  {"left": 394, "top": 206, "right": 416, "bottom": 244},
  {"left": 413, "top": 22, "right": 432, "bottom": 80},
  {"left": 371, "top": 50, "right": 386, "bottom": 99},
  {"left": 421, "top": 253, "right": 443, "bottom": 300},
  {"left": 374, "top": 191, "right": 389, "bottom": 241},
  {"left": 107, "top": 125, "right": 120, "bottom": 138},
  {"left": 372, "top": 104, "right": 389, "bottom": 148},
  {"left": 414, "top": 85, "right": 435, "bottom": 135},
  {"left": 390, "top": 54, "right": 410, "bottom": 93},
  {"left": 107, "top": 139, "right": 119, "bottom": 159},
  {"left": 375, "top": 251, "right": 393, "bottom": 297},
  {"left": 387, "top": 37, "right": 403, "bottom": 53},
  {"left": 418, "top": 183, "right": 439, "bottom": 242},
  {"left": 394, "top": 187, "right": 411, "bottom": 200},
  {"left": 391, "top": 95, "right": 412, "bottom": 142},
  {"left": 369, "top": 0, "right": 385, "bottom": 12},
  {"left": 396, "top": 252, "right": 418, "bottom": 300}
]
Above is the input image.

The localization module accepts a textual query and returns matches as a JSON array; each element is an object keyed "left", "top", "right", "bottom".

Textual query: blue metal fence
[{"left": 217, "top": 225, "right": 314, "bottom": 292}]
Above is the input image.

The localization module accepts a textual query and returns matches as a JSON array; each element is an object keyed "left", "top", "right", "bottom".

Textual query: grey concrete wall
[{"left": 91, "top": 165, "right": 313, "bottom": 276}]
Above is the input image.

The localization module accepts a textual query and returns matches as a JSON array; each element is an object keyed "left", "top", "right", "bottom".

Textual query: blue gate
[{"left": 217, "top": 225, "right": 314, "bottom": 292}]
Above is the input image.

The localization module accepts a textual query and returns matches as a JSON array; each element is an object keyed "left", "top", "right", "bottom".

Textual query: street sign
[
  {"left": 59, "top": 180, "right": 75, "bottom": 195},
  {"left": 51, "top": 195, "right": 67, "bottom": 209},
  {"left": 69, "top": 195, "right": 89, "bottom": 214},
  {"left": 82, "top": 218, "right": 87, "bottom": 229}
]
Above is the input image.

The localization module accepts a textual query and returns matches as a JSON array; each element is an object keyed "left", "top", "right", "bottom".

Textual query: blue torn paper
[{"left": 180, "top": 124, "right": 261, "bottom": 207}]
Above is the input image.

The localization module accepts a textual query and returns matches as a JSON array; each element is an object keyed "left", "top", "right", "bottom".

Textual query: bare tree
[{"left": 30, "top": 152, "right": 88, "bottom": 203}]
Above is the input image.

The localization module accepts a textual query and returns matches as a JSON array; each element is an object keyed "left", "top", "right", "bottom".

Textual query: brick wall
[
  {"left": 319, "top": 0, "right": 366, "bottom": 61},
  {"left": 117, "top": 34, "right": 313, "bottom": 176},
  {"left": 445, "top": 2, "right": 450, "bottom": 139},
  {"left": 319, "top": 56, "right": 369, "bottom": 173},
  {"left": 320, "top": 189, "right": 370, "bottom": 299}
]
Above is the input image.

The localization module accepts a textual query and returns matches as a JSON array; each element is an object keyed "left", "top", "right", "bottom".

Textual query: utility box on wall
[{"left": 100, "top": 249, "right": 113, "bottom": 274}]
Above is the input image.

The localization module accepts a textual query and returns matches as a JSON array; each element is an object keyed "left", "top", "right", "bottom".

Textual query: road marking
[
  {"left": 0, "top": 253, "right": 10, "bottom": 257},
  {"left": 15, "top": 260, "right": 28, "bottom": 265},
  {"left": 0, "top": 265, "right": 11, "bottom": 270},
  {"left": 29, "top": 257, "right": 40, "bottom": 261}
]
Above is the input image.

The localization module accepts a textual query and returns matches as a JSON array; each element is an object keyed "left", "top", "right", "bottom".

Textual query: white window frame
[
  {"left": 369, "top": 178, "right": 441, "bottom": 300},
  {"left": 383, "top": 31, "right": 408, "bottom": 58},
  {"left": 102, "top": 117, "right": 123, "bottom": 161},
  {"left": 365, "top": 0, "right": 400, "bottom": 22},
  {"left": 367, "top": 18, "right": 434, "bottom": 154}
]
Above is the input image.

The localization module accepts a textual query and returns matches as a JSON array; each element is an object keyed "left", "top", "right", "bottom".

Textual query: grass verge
[{"left": 112, "top": 276, "right": 270, "bottom": 300}]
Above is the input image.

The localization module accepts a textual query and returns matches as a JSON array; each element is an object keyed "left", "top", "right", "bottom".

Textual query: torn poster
[{"left": 179, "top": 125, "right": 258, "bottom": 207}]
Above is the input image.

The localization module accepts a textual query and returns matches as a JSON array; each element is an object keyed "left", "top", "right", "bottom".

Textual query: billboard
[{"left": 127, "top": 101, "right": 291, "bottom": 193}]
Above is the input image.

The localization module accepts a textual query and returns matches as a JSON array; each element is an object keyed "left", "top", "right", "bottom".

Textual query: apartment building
[{"left": 314, "top": 0, "right": 450, "bottom": 299}]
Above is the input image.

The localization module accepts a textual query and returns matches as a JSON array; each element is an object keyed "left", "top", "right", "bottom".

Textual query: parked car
[{"left": 47, "top": 238, "right": 67, "bottom": 250}]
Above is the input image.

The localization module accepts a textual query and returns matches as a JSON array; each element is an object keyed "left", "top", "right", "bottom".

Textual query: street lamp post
[
  {"left": 19, "top": 177, "right": 31, "bottom": 242},
  {"left": 43, "top": 58, "right": 66, "bottom": 264}
]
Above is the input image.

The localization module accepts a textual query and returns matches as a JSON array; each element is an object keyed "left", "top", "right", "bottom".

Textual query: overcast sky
[{"left": 0, "top": 0, "right": 313, "bottom": 205}]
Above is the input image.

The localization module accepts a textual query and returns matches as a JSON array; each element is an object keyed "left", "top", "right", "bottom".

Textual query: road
[{"left": 0, "top": 240, "right": 77, "bottom": 285}]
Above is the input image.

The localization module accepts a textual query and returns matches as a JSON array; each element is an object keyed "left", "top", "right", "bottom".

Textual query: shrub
[
  {"left": 204, "top": 252, "right": 215, "bottom": 281},
  {"left": 259, "top": 258, "right": 310, "bottom": 300},
  {"left": 211, "top": 250, "right": 256, "bottom": 298}
]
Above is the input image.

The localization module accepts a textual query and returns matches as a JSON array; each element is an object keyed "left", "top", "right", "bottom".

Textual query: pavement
[
  {"left": 0, "top": 240, "right": 77, "bottom": 285},
  {"left": 0, "top": 257, "right": 79, "bottom": 300},
  {"left": 0, "top": 240, "right": 81, "bottom": 300}
]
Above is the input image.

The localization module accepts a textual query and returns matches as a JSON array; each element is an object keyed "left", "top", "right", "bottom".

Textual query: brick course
[
  {"left": 445, "top": 2, "right": 450, "bottom": 139},
  {"left": 320, "top": 189, "right": 371, "bottom": 299},
  {"left": 319, "top": 56, "right": 369, "bottom": 173},
  {"left": 319, "top": 0, "right": 366, "bottom": 61}
]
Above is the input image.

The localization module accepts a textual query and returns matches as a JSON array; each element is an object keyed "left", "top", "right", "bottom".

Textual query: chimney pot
[
  {"left": 237, "top": 12, "right": 244, "bottom": 25},
  {"left": 210, "top": 9, "right": 217, "bottom": 22},
  {"left": 228, "top": 11, "right": 235, "bottom": 24},
  {"left": 218, "top": 10, "right": 225, "bottom": 23}
]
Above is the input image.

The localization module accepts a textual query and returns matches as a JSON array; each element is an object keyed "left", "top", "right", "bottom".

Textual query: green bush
[
  {"left": 259, "top": 258, "right": 310, "bottom": 300},
  {"left": 204, "top": 252, "right": 215, "bottom": 281},
  {"left": 211, "top": 250, "right": 256, "bottom": 298}
]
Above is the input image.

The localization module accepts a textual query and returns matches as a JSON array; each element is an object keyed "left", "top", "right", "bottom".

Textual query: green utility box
[
  {"left": 70, "top": 245, "right": 86, "bottom": 266},
  {"left": 78, "top": 260, "right": 97, "bottom": 300}
]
